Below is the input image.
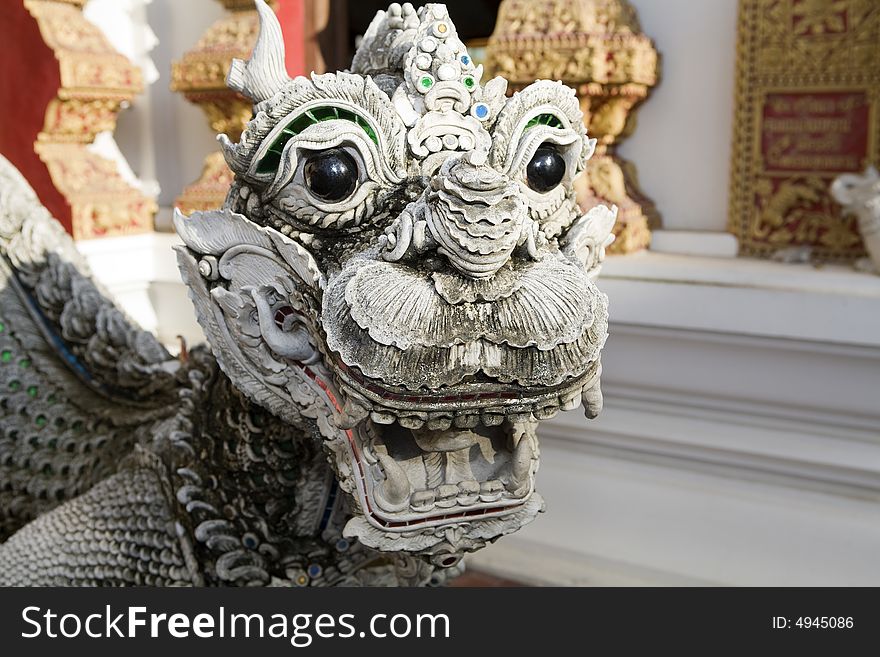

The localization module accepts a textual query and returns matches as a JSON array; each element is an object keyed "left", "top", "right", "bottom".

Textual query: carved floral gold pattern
[
  {"left": 485, "top": 0, "right": 660, "bottom": 253},
  {"left": 170, "top": 1, "right": 279, "bottom": 214},
  {"left": 24, "top": 0, "right": 155, "bottom": 239}
]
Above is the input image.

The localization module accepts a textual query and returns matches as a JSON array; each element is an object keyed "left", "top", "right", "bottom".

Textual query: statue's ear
[{"left": 173, "top": 209, "right": 333, "bottom": 429}]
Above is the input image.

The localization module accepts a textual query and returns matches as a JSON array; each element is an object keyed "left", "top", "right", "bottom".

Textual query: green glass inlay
[
  {"left": 311, "top": 106, "right": 339, "bottom": 121},
  {"left": 26, "top": 385, "right": 38, "bottom": 398},
  {"left": 463, "top": 76, "right": 475, "bottom": 89},
  {"left": 8, "top": 380, "right": 20, "bottom": 392},
  {"left": 18, "top": 358, "right": 30, "bottom": 369},
  {"left": 0, "top": 321, "right": 5, "bottom": 333},
  {"left": 420, "top": 76, "right": 434, "bottom": 89},
  {"left": 256, "top": 105, "right": 379, "bottom": 174},
  {"left": 525, "top": 113, "right": 564, "bottom": 131},
  {"left": 35, "top": 415, "right": 47, "bottom": 428},
  {"left": 1, "top": 350, "right": 12, "bottom": 363},
  {"left": 355, "top": 115, "right": 377, "bottom": 143}
]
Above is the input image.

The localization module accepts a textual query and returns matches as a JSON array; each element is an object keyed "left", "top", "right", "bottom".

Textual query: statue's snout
[{"left": 381, "top": 156, "right": 538, "bottom": 278}]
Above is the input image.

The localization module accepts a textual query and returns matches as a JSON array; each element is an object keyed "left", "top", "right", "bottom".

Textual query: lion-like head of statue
[{"left": 174, "top": 0, "right": 615, "bottom": 567}]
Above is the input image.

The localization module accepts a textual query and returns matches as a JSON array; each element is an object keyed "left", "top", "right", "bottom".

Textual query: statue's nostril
[{"left": 273, "top": 306, "right": 295, "bottom": 330}]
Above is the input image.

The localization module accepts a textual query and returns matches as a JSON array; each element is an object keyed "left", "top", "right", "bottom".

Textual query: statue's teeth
[
  {"left": 509, "top": 412, "right": 533, "bottom": 425},
  {"left": 410, "top": 489, "right": 436, "bottom": 511},
  {"left": 560, "top": 389, "right": 582, "bottom": 411},
  {"left": 453, "top": 413, "right": 479, "bottom": 429},
  {"left": 456, "top": 481, "right": 480, "bottom": 506},
  {"left": 480, "top": 412, "right": 504, "bottom": 427},
  {"left": 435, "top": 484, "right": 459, "bottom": 508},
  {"left": 399, "top": 415, "right": 425, "bottom": 430},
  {"left": 458, "top": 480, "right": 480, "bottom": 494},
  {"left": 506, "top": 436, "right": 532, "bottom": 497},
  {"left": 581, "top": 379, "right": 603, "bottom": 419},
  {"left": 533, "top": 404, "right": 559, "bottom": 420},
  {"left": 371, "top": 410, "right": 396, "bottom": 425},
  {"left": 375, "top": 454, "right": 411, "bottom": 511},
  {"left": 479, "top": 479, "right": 503, "bottom": 503},
  {"left": 427, "top": 414, "right": 453, "bottom": 430},
  {"left": 510, "top": 424, "right": 528, "bottom": 450}
]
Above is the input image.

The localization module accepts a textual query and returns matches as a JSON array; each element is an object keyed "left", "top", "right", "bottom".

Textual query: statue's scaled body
[{"left": 0, "top": 1, "right": 615, "bottom": 585}]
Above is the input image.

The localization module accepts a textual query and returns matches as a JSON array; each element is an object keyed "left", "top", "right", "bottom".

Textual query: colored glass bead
[
  {"left": 304, "top": 149, "right": 358, "bottom": 203},
  {"left": 527, "top": 144, "right": 566, "bottom": 193}
]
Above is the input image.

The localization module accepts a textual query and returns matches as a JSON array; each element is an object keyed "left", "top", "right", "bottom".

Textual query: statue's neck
[{"left": 167, "top": 364, "right": 353, "bottom": 584}]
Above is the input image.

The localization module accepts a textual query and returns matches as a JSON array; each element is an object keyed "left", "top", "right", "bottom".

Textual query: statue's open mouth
[
  {"left": 339, "top": 410, "right": 543, "bottom": 562},
  {"left": 356, "top": 418, "right": 536, "bottom": 524},
  {"left": 326, "top": 358, "right": 602, "bottom": 558}
]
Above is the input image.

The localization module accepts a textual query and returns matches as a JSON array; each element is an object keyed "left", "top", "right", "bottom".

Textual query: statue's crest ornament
[{"left": 174, "top": 0, "right": 616, "bottom": 565}]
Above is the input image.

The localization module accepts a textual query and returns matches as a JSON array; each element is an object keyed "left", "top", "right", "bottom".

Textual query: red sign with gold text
[{"left": 730, "top": 1, "right": 879, "bottom": 260}]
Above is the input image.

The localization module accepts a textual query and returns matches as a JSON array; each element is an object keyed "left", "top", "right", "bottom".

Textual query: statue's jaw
[
  {"left": 337, "top": 415, "right": 545, "bottom": 564},
  {"left": 323, "top": 335, "right": 603, "bottom": 563}
]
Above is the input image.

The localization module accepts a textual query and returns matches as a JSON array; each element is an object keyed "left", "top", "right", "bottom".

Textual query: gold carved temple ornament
[
  {"left": 171, "top": 0, "right": 329, "bottom": 214},
  {"left": 170, "top": 0, "right": 272, "bottom": 215},
  {"left": 729, "top": 0, "right": 880, "bottom": 261},
  {"left": 485, "top": 0, "right": 660, "bottom": 254},
  {"left": 18, "top": 0, "right": 154, "bottom": 239}
]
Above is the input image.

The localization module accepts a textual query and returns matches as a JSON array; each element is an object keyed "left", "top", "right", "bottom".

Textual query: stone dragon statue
[{"left": 0, "top": 1, "right": 615, "bottom": 586}]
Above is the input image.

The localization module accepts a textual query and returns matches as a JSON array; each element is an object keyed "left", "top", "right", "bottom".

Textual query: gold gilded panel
[{"left": 729, "top": 0, "right": 880, "bottom": 260}]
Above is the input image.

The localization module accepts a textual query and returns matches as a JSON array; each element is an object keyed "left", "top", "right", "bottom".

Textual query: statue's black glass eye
[
  {"left": 526, "top": 144, "right": 566, "bottom": 193},
  {"left": 304, "top": 148, "right": 358, "bottom": 202}
]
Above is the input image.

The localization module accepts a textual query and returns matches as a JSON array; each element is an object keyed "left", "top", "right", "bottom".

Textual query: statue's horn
[{"left": 226, "top": 0, "right": 290, "bottom": 103}]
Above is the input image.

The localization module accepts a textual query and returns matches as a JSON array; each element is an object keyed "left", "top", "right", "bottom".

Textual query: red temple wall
[{"left": 0, "top": 3, "right": 71, "bottom": 232}]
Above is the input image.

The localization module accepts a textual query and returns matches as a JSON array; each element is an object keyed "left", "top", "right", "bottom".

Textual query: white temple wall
[{"left": 621, "top": 0, "right": 739, "bottom": 233}]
